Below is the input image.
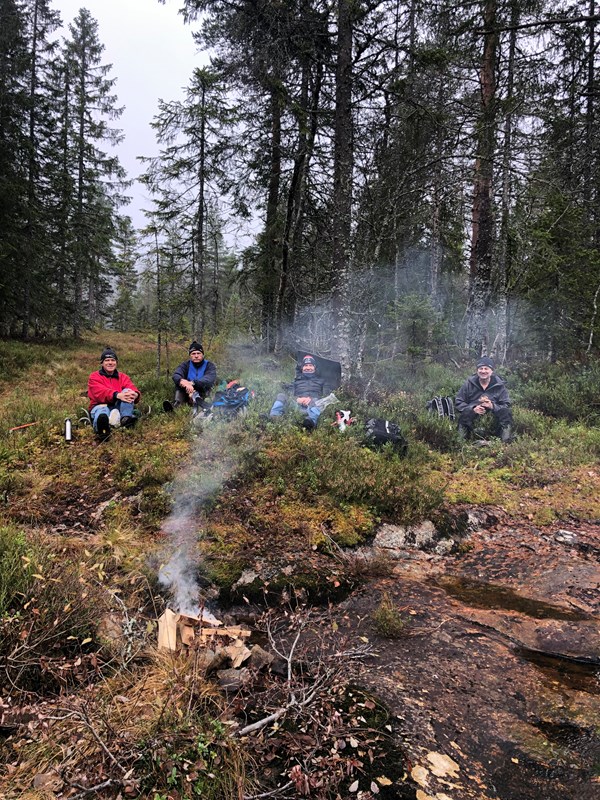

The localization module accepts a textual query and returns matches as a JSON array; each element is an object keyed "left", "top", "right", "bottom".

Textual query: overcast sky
[{"left": 52, "top": 0, "right": 204, "bottom": 230}]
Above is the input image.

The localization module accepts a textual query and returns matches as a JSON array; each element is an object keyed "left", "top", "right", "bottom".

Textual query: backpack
[
  {"left": 210, "top": 380, "right": 253, "bottom": 418},
  {"left": 365, "top": 418, "right": 408, "bottom": 455},
  {"left": 426, "top": 395, "right": 456, "bottom": 420}
]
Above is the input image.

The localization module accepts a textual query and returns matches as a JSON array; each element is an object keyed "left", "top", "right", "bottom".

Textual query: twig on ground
[
  {"left": 69, "top": 779, "right": 120, "bottom": 798},
  {"left": 243, "top": 779, "right": 295, "bottom": 799}
]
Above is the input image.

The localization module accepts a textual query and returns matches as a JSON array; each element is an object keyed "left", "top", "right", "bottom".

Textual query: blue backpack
[{"left": 210, "top": 381, "right": 253, "bottom": 418}]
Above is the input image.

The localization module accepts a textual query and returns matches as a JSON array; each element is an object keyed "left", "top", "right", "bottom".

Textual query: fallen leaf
[
  {"left": 411, "top": 765, "right": 429, "bottom": 787},
  {"left": 371, "top": 781, "right": 380, "bottom": 793},
  {"left": 349, "top": 779, "right": 359, "bottom": 792},
  {"left": 376, "top": 776, "right": 392, "bottom": 786},
  {"left": 426, "top": 751, "right": 460, "bottom": 778}
]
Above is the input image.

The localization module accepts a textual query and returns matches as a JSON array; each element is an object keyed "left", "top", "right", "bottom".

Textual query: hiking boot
[
  {"left": 96, "top": 413, "right": 110, "bottom": 439},
  {"left": 500, "top": 425, "right": 512, "bottom": 443},
  {"left": 108, "top": 409, "right": 121, "bottom": 427},
  {"left": 120, "top": 415, "right": 136, "bottom": 429},
  {"left": 162, "top": 400, "right": 174, "bottom": 413}
]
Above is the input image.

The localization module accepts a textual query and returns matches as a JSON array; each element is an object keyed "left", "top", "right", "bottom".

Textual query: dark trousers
[
  {"left": 458, "top": 406, "right": 512, "bottom": 434},
  {"left": 173, "top": 383, "right": 211, "bottom": 408}
]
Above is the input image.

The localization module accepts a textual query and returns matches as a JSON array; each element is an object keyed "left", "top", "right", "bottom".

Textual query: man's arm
[
  {"left": 88, "top": 373, "right": 110, "bottom": 406},
  {"left": 454, "top": 380, "right": 473, "bottom": 413},
  {"left": 120, "top": 373, "right": 140, "bottom": 403},
  {"left": 491, "top": 383, "right": 511, "bottom": 410},
  {"left": 172, "top": 361, "right": 187, "bottom": 387}
]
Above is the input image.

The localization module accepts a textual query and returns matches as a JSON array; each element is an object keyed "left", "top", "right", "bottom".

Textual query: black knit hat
[
  {"left": 302, "top": 355, "right": 316, "bottom": 367},
  {"left": 476, "top": 356, "right": 494, "bottom": 369},
  {"left": 189, "top": 341, "right": 204, "bottom": 354},
  {"left": 100, "top": 347, "right": 118, "bottom": 363}
]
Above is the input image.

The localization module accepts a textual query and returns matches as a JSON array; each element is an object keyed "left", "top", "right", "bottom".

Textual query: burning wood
[{"left": 157, "top": 608, "right": 251, "bottom": 652}]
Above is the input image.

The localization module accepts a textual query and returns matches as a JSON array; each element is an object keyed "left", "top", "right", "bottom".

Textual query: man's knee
[
  {"left": 494, "top": 408, "right": 513, "bottom": 427},
  {"left": 173, "top": 388, "right": 190, "bottom": 407},
  {"left": 270, "top": 393, "right": 287, "bottom": 416},
  {"left": 458, "top": 409, "right": 476, "bottom": 428}
]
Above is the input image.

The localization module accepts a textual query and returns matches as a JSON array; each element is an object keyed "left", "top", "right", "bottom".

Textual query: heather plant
[{"left": 0, "top": 525, "right": 38, "bottom": 617}]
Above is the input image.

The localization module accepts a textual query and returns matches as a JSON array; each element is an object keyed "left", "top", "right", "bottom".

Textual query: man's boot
[{"left": 500, "top": 425, "right": 512, "bottom": 443}]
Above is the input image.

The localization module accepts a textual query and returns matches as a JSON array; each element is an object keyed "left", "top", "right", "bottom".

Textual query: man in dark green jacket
[{"left": 455, "top": 357, "right": 512, "bottom": 441}]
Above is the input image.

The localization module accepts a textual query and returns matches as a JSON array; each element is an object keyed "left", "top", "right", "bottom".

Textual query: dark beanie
[
  {"left": 100, "top": 347, "right": 118, "bottom": 362},
  {"left": 189, "top": 341, "right": 204, "bottom": 354},
  {"left": 302, "top": 354, "right": 316, "bottom": 366},
  {"left": 476, "top": 356, "right": 494, "bottom": 369}
]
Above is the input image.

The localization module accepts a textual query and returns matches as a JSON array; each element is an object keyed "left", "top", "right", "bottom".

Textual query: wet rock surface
[{"left": 335, "top": 511, "right": 600, "bottom": 800}]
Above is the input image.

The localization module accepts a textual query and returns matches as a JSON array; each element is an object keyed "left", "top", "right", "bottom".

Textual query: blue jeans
[
  {"left": 269, "top": 393, "right": 321, "bottom": 426},
  {"left": 91, "top": 400, "right": 135, "bottom": 432}
]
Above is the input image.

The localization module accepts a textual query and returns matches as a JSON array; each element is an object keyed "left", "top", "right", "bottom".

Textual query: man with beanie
[
  {"left": 455, "top": 356, "right": 513, "bottom": 442},
  {"left": 166, "top": 342, "right": 217, "bottom": 412},
  {"left": 88, "top": 348, "right": 140, "bottom": 438},
  {"left": 269, "top": 354, "right": 325, "bottom": 430}
]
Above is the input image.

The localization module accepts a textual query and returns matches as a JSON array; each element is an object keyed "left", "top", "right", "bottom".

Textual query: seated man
[
  {"left": 455, "top": 356, "right": 512, "bottom": 442},
  {"left": 167, "top": 341, "right": 217, "bottom": 412},
  {"left": 88, "top": 348, "right": 141, "bottom": 438},
  {"left": 269, "top": 354, "right": 325, "bottom": 430}
]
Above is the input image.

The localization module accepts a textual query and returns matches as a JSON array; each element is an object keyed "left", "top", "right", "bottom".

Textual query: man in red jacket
[{"left": 88, "top": 348, "right": 141, "bottom": 438}]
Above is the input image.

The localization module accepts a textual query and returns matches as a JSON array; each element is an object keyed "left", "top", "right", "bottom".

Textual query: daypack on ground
[
  {"left": 211, "top": 380, "right": 253, "bottom": 418},
  {"left": 426, "top": 395, "right": 456, "bottom": 420},
  {"left": 365, "top": 418, "right": 408, "bottom": 454}
]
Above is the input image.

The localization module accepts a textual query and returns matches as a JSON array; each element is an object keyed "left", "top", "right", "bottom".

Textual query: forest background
[
  {"left": 3, "top": 0, "right": 600, "bottom": 384},
  {"left": 3, "top": 3, "right": 600, "bottom": 797}
]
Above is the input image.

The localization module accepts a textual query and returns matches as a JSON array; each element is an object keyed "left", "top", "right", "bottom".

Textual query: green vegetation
[
  {"left": 1, "top": 333, "right": 600, "bottom": 797},
  {"left": 372, "top": 593, "right": 409, "bottom": 639}
]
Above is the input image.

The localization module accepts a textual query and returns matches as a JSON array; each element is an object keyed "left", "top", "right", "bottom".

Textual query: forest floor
[
  {"left": 0, "top": 333, "right": 599, "bottom": 800},
  {"left": 334, "top": 513, "right": 600, "bottom": 800}
]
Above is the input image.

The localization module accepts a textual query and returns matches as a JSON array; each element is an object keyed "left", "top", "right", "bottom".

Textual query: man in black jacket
[
  {"left": 165, "top": 341, "right": 217, "bottom": 412},
  {"left": 455, "top": 356, "right": 513, "bottom": 441},
  {"left": 269, "top": 354, "right": 325, "bottom": 430}
]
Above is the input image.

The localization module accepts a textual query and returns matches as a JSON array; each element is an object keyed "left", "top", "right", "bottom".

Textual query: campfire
[{"left": 157, "top": 608, "right": 251, "bottom": 654}]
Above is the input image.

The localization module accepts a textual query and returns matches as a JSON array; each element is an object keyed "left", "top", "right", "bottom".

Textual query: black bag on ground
[
  {"left": 365, "top": 418, "right": 408, "bottom": 454},
  {"left": 426, "top": 395, "right": 455, "bottom": 420}
]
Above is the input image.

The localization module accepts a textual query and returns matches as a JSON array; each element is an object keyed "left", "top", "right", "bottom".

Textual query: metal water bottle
[{"left": 64, "top": 418, "right": 72, "bottom": 442}]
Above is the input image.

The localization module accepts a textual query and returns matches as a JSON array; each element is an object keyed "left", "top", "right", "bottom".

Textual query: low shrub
[
  {"left": 250, "top": 428, "right": 444, "bottom": 524},
  {"left": 514, "top": 361, "right": 600, "bottom": 424},
  {"left": 0, "top": 525, "right": 38, "bottom": 616},
  {"left": 372, "top": 592, "right": 409, "bottom": 638}
]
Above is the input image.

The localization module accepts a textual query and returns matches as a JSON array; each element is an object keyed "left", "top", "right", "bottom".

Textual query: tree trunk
[
  {"left": 465, "top": 0, "right": 498, "bottom": 355},
  {"left": 196, "top": 77, "right": 206, "bottom": 340},
  {"left": 274, "top": 58, "right": 322, "bottom": 354},
  {"left": 331, "top": 0, "right": 353, "bottom": 379},
  {"left": 491, "top": 2, "right": 518, "bottom": 364},
  {"left": 261, "top": 86, "right": 282, "bottom": 352}
]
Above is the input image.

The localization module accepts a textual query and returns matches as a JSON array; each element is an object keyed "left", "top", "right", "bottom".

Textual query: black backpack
[
  {"left": 426, "top": 395, "right": 456, "bottom": 420},
  {"left": 365, "top": 418, "right": 408, "bottom": 455}
]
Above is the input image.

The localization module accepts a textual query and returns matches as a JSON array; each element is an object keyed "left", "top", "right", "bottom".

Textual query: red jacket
[{"left": 88, "top": 368, "right": 140, "bottom": 411}]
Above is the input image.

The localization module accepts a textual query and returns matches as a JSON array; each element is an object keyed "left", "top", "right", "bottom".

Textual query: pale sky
[{"left": 52, "top": 0, "right": 204, "bottom": 230}]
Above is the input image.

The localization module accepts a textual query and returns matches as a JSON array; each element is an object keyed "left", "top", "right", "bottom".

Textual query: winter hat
[
  {"left": 189, "top": 341, "right": 204, "bottom": 354},
  {"left": 476, "top": 356, "right": 494, "bottom": 369},
  {"left": 302, "top": 355, "right": 316, "bottom": 367},
  {"left": 100, "top": 347, "right": 118, "bottom": 363}
]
